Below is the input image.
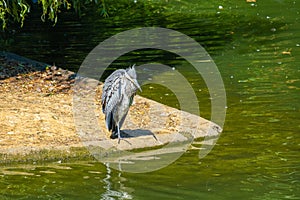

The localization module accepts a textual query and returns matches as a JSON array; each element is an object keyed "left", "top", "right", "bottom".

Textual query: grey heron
[{"left": 101, "top": 65, "right": 142, "bottom": 143}]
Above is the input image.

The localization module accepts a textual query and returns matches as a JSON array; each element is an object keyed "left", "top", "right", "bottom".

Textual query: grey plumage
[{"left": 101, "top": 65, "right": 142, "bottom": 143}]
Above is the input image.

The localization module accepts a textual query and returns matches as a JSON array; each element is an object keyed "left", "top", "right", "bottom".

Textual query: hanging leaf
[{"left": 0, "top": 0, "right": 109, "bottom": 29}]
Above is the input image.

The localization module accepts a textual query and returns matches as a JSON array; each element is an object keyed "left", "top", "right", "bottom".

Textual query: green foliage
[
  {"left": 0, "top": 0, "right": 108, "bottom": 29},
  {"left": 0, "top": 0, "right": 7, "bottom": 29},
  {"left": 0, "top": 0, "right": 30, "bottom": 29},
  {"left": 39, "top": 0, "right": 71, "bottom": 24}
]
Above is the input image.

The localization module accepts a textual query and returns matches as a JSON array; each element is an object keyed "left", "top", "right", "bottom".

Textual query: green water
[{"left": 1, "top": 0, "right": 299, "bottom": 199}]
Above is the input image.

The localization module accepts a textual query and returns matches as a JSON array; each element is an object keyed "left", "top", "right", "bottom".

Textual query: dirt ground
[{"left": 0, "top": 53, "right": 82, "bottom": 156}]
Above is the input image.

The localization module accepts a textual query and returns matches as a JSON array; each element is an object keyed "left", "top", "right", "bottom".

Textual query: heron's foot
[
  {"left": 117, "top": 136, "right": 132, "bottom": 145},
  {"left": 110, "top": 130, "right": 129, "bottom": 139},
  {"left": 110, "top": 131, "right": 118, "bottom": 139},
  {"left": 109, "top": 131, "right": 131, "bottom": 145}
]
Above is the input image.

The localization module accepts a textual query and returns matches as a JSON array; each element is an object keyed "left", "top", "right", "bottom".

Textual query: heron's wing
[
  {"left": 101, "top": 69, "right": 125, "bottom": 113},
  {"left": 101, "top": 69, "right": 126, "bottom": 130}
]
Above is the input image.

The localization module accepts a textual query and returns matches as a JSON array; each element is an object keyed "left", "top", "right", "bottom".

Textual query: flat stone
[{"left": 0, "top": 52, "right": 222, "bottom": 160}]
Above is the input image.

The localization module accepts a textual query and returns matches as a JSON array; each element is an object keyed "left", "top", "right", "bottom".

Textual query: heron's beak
[{"left": 134, "top": 79, "right": 142, "bottom": 92}]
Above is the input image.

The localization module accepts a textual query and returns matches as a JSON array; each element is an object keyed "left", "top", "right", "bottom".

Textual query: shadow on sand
[{"left": 120, "top": 129, "right": 157, "bottom": 140}]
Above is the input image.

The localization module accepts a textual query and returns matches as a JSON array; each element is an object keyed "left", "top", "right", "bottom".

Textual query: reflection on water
[
  {"left": 0, "top": 161, "right": 135, "bottom": 199},
  {"left": 0, "top": 0, "right": 299, "bottom": 199},
  {"left": 101, "top": 163, "right": 133, "bottom": 200}
]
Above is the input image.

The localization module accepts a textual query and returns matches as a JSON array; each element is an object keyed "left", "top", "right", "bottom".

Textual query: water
[{"left": 1, "top": 0, "right": 299, "bottom": 199}]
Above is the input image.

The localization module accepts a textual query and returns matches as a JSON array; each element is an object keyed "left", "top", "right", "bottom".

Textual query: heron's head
[
  {"left": 125, "top": 64, "right": 142, "bottom": 92},
  {"left": 126, "top": 64, "right": 137, "bottom": 79}
]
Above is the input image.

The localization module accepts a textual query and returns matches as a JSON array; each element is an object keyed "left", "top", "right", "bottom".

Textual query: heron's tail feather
[{"left": 106, "top": 112, "right": 113, "bottom": 131}]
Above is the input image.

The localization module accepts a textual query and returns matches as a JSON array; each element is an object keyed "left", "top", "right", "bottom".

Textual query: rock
[{"left": 0, "top": 52, "right": 223, "bottom": 160}]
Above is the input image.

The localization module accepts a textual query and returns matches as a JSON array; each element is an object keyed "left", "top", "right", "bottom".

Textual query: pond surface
[{"left": 1, "top": 0, "right": 299, "bottom": 199}]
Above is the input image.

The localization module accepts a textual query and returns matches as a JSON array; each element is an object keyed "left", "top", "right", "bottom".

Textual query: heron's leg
[
  {"left": 117, "top": 128, "right": 132, "bottom": 145},
  {"left": 117, "top": 125, "right": 121, "bottom": 144}
]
